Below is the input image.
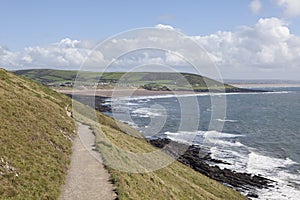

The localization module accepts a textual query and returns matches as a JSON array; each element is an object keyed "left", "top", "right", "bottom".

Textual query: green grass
[
  {"left": 3, "top": 68, "right": 247, "bottom": 199},
  {"left": 13, "top": 69, "right": 237, "bottom": 92},
  {"left": 0, "top": 69, "right": 76, "bottom": 199}
]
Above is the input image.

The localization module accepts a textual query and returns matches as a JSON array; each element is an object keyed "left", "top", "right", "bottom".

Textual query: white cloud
[
  {"left": 56, "top": 38, "right": 81, "bottom": 48},
  {"left": 155, "top": 24, "right": 175, "bottom": 30},
  {"left": 0, "top": 38, "right": 105, "bottom": 70},
  {"left": 192, "top": 18, "right": 300, "bottom": 79},
  {"left": 0, "top": 46, "right": 19, "bottom": 67},
  {"left": 1, "top": 19, "right": 300, "bottom": 80},
  {"left": 249, "top": 0, "right": 300, "bottom": 18},
  {"left": 165, "top": 51, "right": 187, "bottom": 66},
  {"left": 249, "top": 0, "right": 262, "bottom": 14},
  {"left": 275, "top": 0, "right": 300, "bottom": 17}
]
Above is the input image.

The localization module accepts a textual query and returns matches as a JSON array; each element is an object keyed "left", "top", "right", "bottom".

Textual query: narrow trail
[{"left": 60, "top": 121, "right": 116, "bottom": 200}]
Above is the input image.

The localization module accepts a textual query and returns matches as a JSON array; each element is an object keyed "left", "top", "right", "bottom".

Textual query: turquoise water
[{"left": 106, "top": 87, "right": 300, "bottom": 199}]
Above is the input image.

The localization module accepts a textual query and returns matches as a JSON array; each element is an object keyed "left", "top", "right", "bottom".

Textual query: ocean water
[{"left": 105, "top": 87, "right": 300, "bottom": 199}]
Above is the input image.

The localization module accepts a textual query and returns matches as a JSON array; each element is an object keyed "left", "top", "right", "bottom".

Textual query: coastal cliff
[{"left": 1, "top": 68, "right": 248, "bottom": 199}]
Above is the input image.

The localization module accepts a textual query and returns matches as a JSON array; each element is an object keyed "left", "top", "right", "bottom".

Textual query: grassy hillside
[
  {"left": 0, "top": 69, "right": 76, "bottom": 199},
  {"left": 74, "top": 103, "right": 247, "bottom": 200},
  {"left": 14, "top": 69, "right": 238, "bottom": 91},
  {"left": 2, "top": 68, "right": 247, "bottom": 199}
]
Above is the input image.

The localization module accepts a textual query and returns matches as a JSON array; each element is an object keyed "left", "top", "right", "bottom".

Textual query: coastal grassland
[
  {"left": 14, "top": 69, "right": 238, "bottom": 92},
  {"left": 73, "top": 103, "right": 247, "bottom": 200},
  {"left": 0, "top": 69, "right": 76, "bottom": 199}
]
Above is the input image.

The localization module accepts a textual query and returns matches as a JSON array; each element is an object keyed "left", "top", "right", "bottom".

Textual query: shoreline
[
  {"left": 58, "top": 87, "right": 268, "bottom": 98},
  {"left": 149, "top": 138, "right": 274, "bottom": 198},
  {"left": 231, "top": 83, "right": 300, "bottom": 88},
  {"left": 59, "top": 88, "right": 209, "bottom": 98},
  {"left": 61, "top": 91, "right": 277, "bottom": 199}
]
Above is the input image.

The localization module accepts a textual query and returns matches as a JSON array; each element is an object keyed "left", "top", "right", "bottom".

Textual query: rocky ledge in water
[
  {"left": 66, "top": 94, "right": 111, "bottom": 112},
  {"left": 149, "top": 138, "right": 275, "bottom": 198}
]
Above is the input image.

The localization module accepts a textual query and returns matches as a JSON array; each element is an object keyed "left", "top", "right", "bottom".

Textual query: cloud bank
[
  {"left": 193, "top": 18, "right": 300, "bottom": 79},
  {"left": 249, "top": 0, "right": 300, "bottom": 17},
  {"left": 249, "top": 0, "right": 262, "bottom": 14},
  {"left": 275, "top": 0, "right": 300, "bottom": 17},
  {"left": 1, "top": 18, "right": 300, "bottom": 80}
]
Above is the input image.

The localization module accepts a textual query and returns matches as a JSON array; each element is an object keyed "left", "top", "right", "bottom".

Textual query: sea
[{"left": 104, "top": 87, "right": 300, "bottom": 199}]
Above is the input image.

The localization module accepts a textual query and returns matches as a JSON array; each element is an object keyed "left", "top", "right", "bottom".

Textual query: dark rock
[
  {"left": 193, "top": 88, "right": 270, "bottom": 93},
  {"left": 66, "top": 94, "right": 111, "bottom": 112},
  {"left": 247, "top": 193, "right": 259, "bottom": 198},
  {"left": 224, "top": 88, "right": 269, "bottom": 93},
  {"left": 149, "top": 138, "right": 275, "bottom": 192}
]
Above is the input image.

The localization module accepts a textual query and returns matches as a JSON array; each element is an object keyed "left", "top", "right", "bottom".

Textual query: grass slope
[
  {"left": 3, "top": 68, "right": 246, "bottom": 199},
  {"left": 74, "top": 104, "right": 247, "bottom": 200},
  {"left": 0, "top": 69, "right": 76, "bottom": 199}
]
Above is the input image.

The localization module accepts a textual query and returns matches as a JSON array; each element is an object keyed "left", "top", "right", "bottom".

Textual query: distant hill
[{"left": 14, "top": 69, "right": 254, "bottom": 92}]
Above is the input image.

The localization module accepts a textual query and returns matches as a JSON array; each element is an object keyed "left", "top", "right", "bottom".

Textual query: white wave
[
  {"left": 124, "top": 102, "right": 139, "bottom": 106},
  {"left": 277, "top": 170, "right": 300, "bottom": 185},
  {"left": 209, "top": 147, "right": 300, "bottom": 199},
  {"left": 246, "top": 152, "right": 297, "bottom": 176},
  {"left": 209, "top": 147, "right": 249, "bottom": 171},
  {"left": 164, "top": 132, "right": 180, "bottom": 136},
  {"left": 164, "top": 130, "right": 244, "bottom": 147},
  {"left": 120, "top": 120, "right": 139, "bottom": 129},
  {"left": 165, "top": 130, "right": 241, "bottom": 138},
  {"left": 216, "top": 118, "right": 238, "bottom": 123},
  {"left": 165, "top": 131, "right": 200, "bottom": 144},
  {"left": 165, "top": 131, "right": 200, "bottom": 136},
  {"left": 165, "top": 130, "right": 300, "bottom": 199},
  {"left": 132, "top": 108, "right": 163, "bottom": 117},
  {"left": 205, "top": 108, "right": 212, "bottom": 112},
  {"left": 258, "top": 182, "right": 300, "bottom": 200},
  {"left": 102, "top": 102, "right": 111, "bottom": 106},
  {"left": 137, "top": 99, "right": 150, "bottom": 103},
  {"left": 206, "top": 139, "right": 245, "bottom": 147},
  {"left": 108, "top": 91, "right": 292, "bottom": 102},
  {"left": 245, "top": 151, "right": 300, "bottom": 199},
  {"left": 165, "top": 135, "right": 194, "bottom": 145},
  {"left": 204, "top": 130, "right": 243, "bottom": 138},
  {"left": 203, "top": 130, "right": 245, "bottom": 148}
]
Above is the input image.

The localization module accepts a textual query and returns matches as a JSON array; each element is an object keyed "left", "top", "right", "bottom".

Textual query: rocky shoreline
[
  {"left": 149, "top": 138, "right": 275, "bottom": 198},
  {"left": 65, "top": 94, "right": 111, "bottom": 112},
  {"left": 66, "top": 90, "right": 275, "bottom": 199}
]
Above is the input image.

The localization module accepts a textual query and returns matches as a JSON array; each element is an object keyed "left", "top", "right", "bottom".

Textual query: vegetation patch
[
  {"left": 0, "top": 69, "right": 76, "bottom": 199},
  {"left": 14, "top": 69, "right": 238, "bottom": 92}
]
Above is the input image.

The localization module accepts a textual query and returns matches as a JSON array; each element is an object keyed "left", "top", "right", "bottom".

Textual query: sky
[{"left": 1, "top": 0, "right": 300, "bottom": 80}]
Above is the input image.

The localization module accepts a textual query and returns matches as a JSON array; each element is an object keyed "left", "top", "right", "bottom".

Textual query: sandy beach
[{"left": 58, "top": 88, "right": 199, "bottom": 98}]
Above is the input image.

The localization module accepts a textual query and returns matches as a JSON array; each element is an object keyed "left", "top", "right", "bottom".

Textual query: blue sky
[
  {"left": 1, "top": 0, "right": 298, "bottom": 50},
  {"left": 1, "top": 0, "right": 300, "bottom": 79}
]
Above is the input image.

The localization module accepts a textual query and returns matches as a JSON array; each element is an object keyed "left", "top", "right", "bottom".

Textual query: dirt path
[{"left": 60, "top": 122, "right": 116, "bottom": 200}]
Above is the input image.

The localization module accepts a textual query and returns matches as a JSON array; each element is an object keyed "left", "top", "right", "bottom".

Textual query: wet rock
[
  {"left": 66, "top": 94, "right": 111, "bottom": 112},
  {"left": 247, "top": 193, "right": 259, "bottom": 198},
  {"left": 149, "top": 138, "right": 274, "bottom": 192}
]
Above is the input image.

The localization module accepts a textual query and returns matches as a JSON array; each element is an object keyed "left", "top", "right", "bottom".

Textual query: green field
[{"left": 14, "top": 69, "right": 238, "bottom": 91}]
